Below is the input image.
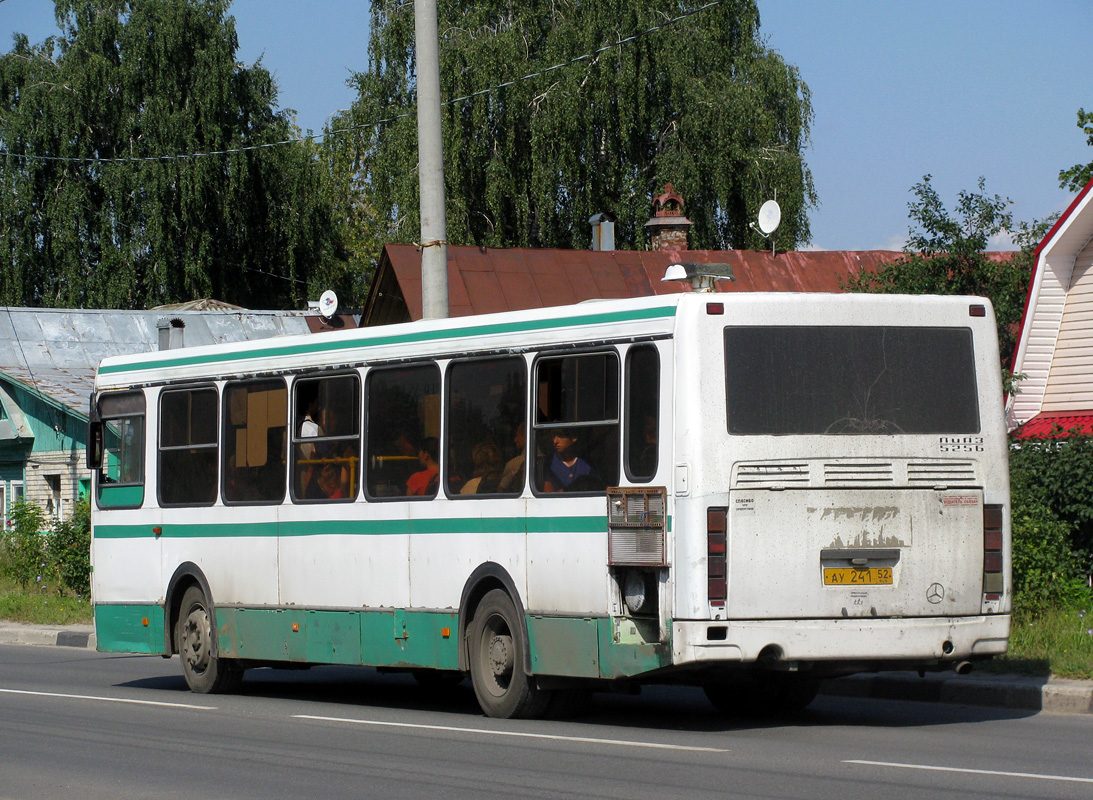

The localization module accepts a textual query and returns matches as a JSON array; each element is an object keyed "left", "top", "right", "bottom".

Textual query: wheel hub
[
  {"left": 181, "top": 609, "right": 211, "bottom": 674},
  {"left": 487, "top": 633, "right": 514, "bottom": 678}
]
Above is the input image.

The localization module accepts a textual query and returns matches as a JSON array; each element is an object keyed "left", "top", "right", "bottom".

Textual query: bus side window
[
  {"left": 533, "top": 352, "right": 619, "bottom": 494},
  {"left": 223, "top": 380, "right": 288, "bottom": 504},
  {"left": 446, "top": 356, "right": 527, "bottom": 497},
  {"left": 159, "top": 387, "right": 219, "bottom": 506},
  {"left": 290, "top": 374, "right": 361, "bottom": 502},
  {"left": 95, "top": 391, "right": 146, "bottom": 509},
  {"left": 625, "top": 345, "right": 660, "bottom": 482},
  {"left": 365, "top": 364, "right": 441, "bottom": 499}
]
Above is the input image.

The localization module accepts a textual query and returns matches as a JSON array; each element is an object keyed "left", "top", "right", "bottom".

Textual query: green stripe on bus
[
  {"left": 92, "top": 514, "right": 613, "bottom": 539},
  {"left": 98, "top": 305, "right": 677, "bottom": 376}
]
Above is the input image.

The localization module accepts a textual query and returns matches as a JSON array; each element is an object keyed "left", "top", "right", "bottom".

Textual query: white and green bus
[{"left": 88, "top": 292, "right": 1011, "bottom": 718}]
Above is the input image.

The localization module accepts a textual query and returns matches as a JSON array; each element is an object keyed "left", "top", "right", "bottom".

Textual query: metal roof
[
  {"left": 1011, "top": 412, "right": 1093, "bottom": 440},
  {"left": 0, "top": 307, "right": 313, "bottom": 416},
  {"left": 364, "top": 245, "right": 913, "bottom": 324}
]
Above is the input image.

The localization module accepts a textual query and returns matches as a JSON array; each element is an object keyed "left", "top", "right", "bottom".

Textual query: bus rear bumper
[{"left": 672, "top": 615, "right": 1011, "bottom": 667}]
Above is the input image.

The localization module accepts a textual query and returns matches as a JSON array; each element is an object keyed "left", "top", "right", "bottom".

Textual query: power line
[{"left": 0, "top": 1, "right": 722, "bottom": 165}]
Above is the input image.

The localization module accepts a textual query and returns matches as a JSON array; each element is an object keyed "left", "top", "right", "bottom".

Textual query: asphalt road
[{"left": 1, "top": 645, "right": 1092, "bottom": 800}]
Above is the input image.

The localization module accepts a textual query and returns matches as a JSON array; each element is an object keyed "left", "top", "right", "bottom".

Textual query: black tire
[
  {"left": 703, "top": 674, "right": 819, "bottom": 717},
  {"left": 176, "top": 585, "right": 244, "bottom": 694},
  {"left": 467, "top": 589, "right": 552, "bottom": 719}
]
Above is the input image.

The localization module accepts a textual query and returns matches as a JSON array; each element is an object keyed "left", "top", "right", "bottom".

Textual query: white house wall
[
  {"left": 1008, "top": 181, "right": 1093, "bottom": 428},
  {"left": 1042, "top": 236, "right": 1093, "bottom": 412}
]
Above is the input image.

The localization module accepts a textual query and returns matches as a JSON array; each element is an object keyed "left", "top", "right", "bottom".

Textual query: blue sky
[{"left": 5, "top": 0, "right": 1090, "bottom": 252}]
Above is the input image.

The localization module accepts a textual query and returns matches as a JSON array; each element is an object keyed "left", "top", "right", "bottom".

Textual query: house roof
[
  {"left": 0, "top": 307, "right": 313, "bottom": 418},
  {"left": 1007, "top": 176, "right": 1093, "bottom": 431},
  {"left": 1011, "top": 411, "right": 1093, "bottom": 440},
  {"left": 363, "top": 245, "right": 911, "bottom": 324}
]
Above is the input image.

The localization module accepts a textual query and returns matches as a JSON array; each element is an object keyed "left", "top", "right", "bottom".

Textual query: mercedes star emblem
[{"left": 926, "top": 583, "right": 945, "bottom": 604}]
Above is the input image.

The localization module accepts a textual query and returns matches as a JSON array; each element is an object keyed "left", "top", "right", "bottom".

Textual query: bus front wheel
[
  {"left": 177, "top": 585, "right": 244, "bottom": 694},
  {"left": 467, "top": 589, "right": 552, "bottom": 719}
]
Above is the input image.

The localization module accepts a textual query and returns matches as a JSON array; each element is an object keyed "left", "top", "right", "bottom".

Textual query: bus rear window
[{"left": 725, "top": 326, "right": 980, "bottom": 435}]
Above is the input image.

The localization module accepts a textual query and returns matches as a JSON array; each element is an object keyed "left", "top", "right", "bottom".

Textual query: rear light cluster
[
  {"left": 707, "top": 507, "right": 727, "bottom": 605},
  {"left": 983, "top": 504, "right": 1004, "bottom": 597}
]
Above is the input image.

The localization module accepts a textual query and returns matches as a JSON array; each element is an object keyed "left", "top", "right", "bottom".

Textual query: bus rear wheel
[
  {"left": 468, "top": 589, "right": 552, "bottom": 719},
  {"left": 177, "top": 586, "right": 244, "bottom": 694}
]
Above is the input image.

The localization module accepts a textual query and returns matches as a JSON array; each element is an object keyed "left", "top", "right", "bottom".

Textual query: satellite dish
[
  {"left": 757, "top": 199, "right": 782, "bottom": 235},
  {"left": 318, "top": 289, "right": 339, "bottom": 320}
]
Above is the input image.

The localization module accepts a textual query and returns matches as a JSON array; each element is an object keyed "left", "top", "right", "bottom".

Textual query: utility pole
[{"left": 414, "top": 0, "right": 449, "bottom": 319}]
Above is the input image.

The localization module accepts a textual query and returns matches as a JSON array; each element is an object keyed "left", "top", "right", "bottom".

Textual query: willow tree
[
  {"left": 0, "top": 0, "right": 342, "bottom": 310},
  {"left": 338, "top": 0, "right": 816, "bottom": 251}
]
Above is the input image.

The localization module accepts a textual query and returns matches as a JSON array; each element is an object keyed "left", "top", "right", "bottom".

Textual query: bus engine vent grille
[
  {"left": 907, "top": 460, "right": 976, "bottom": 484},
  {"left": 823, "top": 462, "right": 894, "bottom": 484},
  {"left": 607, "top": 486, "right": 667, "bottom": 566},
  {"left": 734, "top": 463, "right": 809, "bottom": 486}
]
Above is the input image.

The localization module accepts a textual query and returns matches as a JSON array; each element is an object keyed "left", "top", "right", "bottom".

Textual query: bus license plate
[{"left": 823, "top": 567, "right": 893, "bottom": 586}]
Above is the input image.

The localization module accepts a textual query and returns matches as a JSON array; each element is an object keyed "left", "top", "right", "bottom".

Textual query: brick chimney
[{"left": 644, "top": 183, "right": 693, "bottom": 252}]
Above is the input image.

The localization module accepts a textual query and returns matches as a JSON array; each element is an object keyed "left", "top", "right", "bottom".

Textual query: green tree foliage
[
  {"left": 843, "top": 175, "right": 1044, "bottom": 370},
  {"left": 339, "top": 0, "right": 816, "bottom": 252},
  {"left": 0, "top": 0, "right": 349, "bottom": 310},
  {"left": 1058, "top": 107, "right": 1093, "bottom": 193}
]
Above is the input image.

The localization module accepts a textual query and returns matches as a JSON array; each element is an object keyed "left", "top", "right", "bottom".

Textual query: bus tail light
[
  {"left": 708, "top": 507, "right": 727, "bottom": 606},
  {"left": 983, "top": 504, "right": 1004, "bottom": 599}
]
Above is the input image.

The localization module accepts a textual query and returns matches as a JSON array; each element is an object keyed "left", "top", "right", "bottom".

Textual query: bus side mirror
[{"left": 87, "top": 421, "right": 103, "bottom": 471}]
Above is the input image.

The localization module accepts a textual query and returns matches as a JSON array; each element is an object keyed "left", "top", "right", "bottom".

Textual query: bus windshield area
[{"left": 725, "top": 326, "right": 980, "bottom": 435}]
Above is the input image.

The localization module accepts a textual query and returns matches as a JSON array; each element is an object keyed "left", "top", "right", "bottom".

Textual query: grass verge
[
  {"left": 0, "top": 577, "right": 92, "bottom": 626},
  {"left": 982, "top": 599, "right": 1093, "bottom": 680}
]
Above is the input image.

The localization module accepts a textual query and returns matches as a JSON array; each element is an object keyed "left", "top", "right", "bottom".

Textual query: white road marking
[
  {"left": 846, "top": 759, "right": 1093, "bottom": 785},
  {"left": 295, "top": 714, "right": 729, "bottom": 752},
  {"left": 0, "top": 687, "right": 215, "bottom": 710}
]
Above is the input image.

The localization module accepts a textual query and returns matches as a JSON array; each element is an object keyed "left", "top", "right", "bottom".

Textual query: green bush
[
  {"left": 50, "top": 497, "right": 91, "bottom": 597},
  {"left": 0, "top": 500, "right": 50, "bottom": 591},
  {"left": 1009, "top": 435, "right": 1093, "bottom": 612},
  {"left": 0, "top": 498, "right": 92, "bottom": 598}
]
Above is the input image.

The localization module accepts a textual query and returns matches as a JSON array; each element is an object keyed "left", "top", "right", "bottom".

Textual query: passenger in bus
[
  {"left": 406, "top": 436, "right": 440, "bottom": 496},
  {"left": 461, "top": 441, "right": 504, "bottom": 494},
  {"left": 317, "top": 462, "right": 346, "bottom": 499},
  {"left": 298, "top": 393, "right": 323, "bottom": 498},
  {"left": 543, "top": 428, "right": 600, "bottom": 492},
  {"left": 497, "top": 422, "right": 526, "bottom": 492}
]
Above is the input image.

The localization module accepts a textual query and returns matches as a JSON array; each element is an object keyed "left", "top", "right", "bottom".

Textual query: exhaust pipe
[{"left": 954, "top": 661, "right": 974, "bottom": 675}]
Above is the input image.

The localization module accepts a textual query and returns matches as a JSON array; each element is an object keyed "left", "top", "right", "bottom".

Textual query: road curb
[
  {"left": 0, "top": 622, "right": 96, "bottom": 651},
  {"left": 820, "top": 671, "right": 1093, "bottom": 715}
]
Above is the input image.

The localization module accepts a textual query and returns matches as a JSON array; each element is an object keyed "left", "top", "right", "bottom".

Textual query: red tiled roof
[
  {"left": 371, "top": 245, "right": 912, "bottom": 322},
  {"left": 1011, "top": 412, "right": 1093, "bottom": 439}
]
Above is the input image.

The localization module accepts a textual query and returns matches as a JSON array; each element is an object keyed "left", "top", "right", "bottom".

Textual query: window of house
[
  {"left": 533, "top": 352, "right": 619, "bottom": 494},
  {"left": 365, "top": 364, "right": 441, "bottom": 499},
  {"left": 446, "top": 357, "right": 527, "bottom": 497},
  {"left": 625, "top": 345, "right": 660, "bottom": 482},
  {"left": 223, "top": 380, "right": 288, "bottom": 504},
  {"left": 291, "top": 374, "right": 360, "bottom": 502},
  {"left": 159, "top": 387, "right": 218, "bottom": 506},
  {"left": 46, "top": 474, "right": 63, "bottom": 520}
]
